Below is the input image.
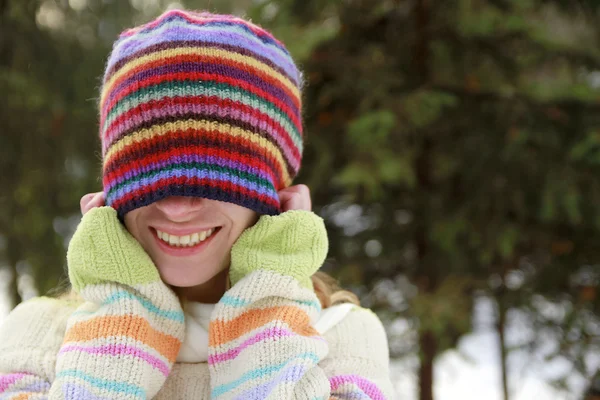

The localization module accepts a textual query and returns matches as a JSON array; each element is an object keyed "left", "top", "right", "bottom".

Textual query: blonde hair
[
  {"left": 58, "top": 271, "right": 359, "bottom": 309},
  {"left": 311, "top": 271, "right": 360, "bottom": 309}
]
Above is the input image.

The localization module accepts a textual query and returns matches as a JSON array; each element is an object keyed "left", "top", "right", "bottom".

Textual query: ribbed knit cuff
[
  {"left": 67, "top": 206, "right": 161, "bottom": 292},
  {"left": 229, "top": 210, "right": 328, "bottom": 289}
]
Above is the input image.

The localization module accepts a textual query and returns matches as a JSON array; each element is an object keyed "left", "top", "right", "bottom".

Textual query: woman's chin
[{"left": 157, "top": 265, "right": 216, "bottom": 288}]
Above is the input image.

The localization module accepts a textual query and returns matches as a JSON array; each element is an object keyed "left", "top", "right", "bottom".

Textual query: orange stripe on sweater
[
  {"left": 11, "top": 393, "right": 32, "bottom": 400},
  {"left": 63, "top": 314, "right": 180, "bottom": 362},
  {"left": 209, "top": 305, "right": 319, "bottom": 347}
]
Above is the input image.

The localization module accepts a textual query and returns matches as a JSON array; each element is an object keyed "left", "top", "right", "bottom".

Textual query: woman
[{"left": 0, "top": 9, "right": 394, "bottom": 399}]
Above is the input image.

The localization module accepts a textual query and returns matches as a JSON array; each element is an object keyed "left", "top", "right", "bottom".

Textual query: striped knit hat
[{"left": 100, "top": 9, "right": 303, "bottom": 218}]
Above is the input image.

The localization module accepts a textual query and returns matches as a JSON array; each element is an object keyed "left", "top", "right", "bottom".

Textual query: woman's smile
[
  {"left": 150, "top": 226, "right": 221, "bottom": 257},
  {"left": 123, "top": 195, "right": 258, "bottom": 294}
]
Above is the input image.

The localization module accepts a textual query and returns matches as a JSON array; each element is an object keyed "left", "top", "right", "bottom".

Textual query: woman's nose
[{"left": 154, "top": 196, "right": 205, "bottom": 220}]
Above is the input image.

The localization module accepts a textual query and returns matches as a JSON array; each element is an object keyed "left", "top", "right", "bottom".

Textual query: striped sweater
[{"left": 0, "top": 207, "right": 394, "bottom": 399}]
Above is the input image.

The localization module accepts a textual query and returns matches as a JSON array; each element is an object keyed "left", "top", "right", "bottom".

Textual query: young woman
[{"left": 0, "top": 9, "right": 394, "bottom": 399}]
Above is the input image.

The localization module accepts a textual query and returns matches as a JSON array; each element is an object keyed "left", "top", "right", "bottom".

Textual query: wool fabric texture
[
  {"left": 0, "top": 208, "right": 395, "bottom": 399},
  {"left": 100, "top": 9, "right": 304, "bottom": 217}
]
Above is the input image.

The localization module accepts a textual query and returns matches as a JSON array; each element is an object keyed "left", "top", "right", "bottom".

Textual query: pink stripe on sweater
[
  {"left": 329, "top": 374, "right": 387, "bottom": 400},
  {"left": 59, "top": 343, "right": 170, "bottom": 377},
  {"left": 0, "top": 372, "right": 29, "bottom": 392},
  {"left": 208, "top": 325, "right": 327, "bottom": 365},
  {"left": 208, "top": 325, "right": 294, "bottom": 365}
]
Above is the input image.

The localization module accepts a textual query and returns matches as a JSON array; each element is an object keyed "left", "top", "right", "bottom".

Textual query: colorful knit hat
[{"left": 99, "top": 9, "right": 303, "bottom": 218}]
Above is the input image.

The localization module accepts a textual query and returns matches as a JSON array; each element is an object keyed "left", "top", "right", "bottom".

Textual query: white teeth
[{"left": 156, "top": 228, "right": 217, "bottom": 247}]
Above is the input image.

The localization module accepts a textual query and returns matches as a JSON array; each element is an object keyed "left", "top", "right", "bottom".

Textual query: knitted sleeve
[
  {"left": 320, "top": 306, "right": 396, "bottom": 399},
  {"left": 48, "top": 207, "right": 185, "bottom": 399},
  {"left": 207, "top": 210, "right": 392, "bottom": 399},
  {"left": 0, "top": 297, "right": 78, "bottom": 399}
]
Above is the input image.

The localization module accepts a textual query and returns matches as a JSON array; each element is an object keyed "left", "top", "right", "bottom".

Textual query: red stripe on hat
[
  {"left": 105, "top": 53, "right": 299, "bottom": 112},
  {"left": 101, "top": 71, "right": 301, "bottom": 133},
  {"left": 103, "top": 132, "right": 285, "bottom": 189},
  {"left": 104, "top": 94, "right": 301, "bottom": 163}
]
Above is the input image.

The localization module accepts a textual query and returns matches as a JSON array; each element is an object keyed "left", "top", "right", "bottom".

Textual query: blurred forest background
[{"left": 1, "top": 0, "right": 600, "bottom": 399}]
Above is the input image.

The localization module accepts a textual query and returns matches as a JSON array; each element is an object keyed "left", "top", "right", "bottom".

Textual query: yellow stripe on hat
[
  {"left": 103, "top": 119, "right": 293, "bottom": 186},
  {"left": 101, "top": 46, "right": 300, "bottom": 106}
]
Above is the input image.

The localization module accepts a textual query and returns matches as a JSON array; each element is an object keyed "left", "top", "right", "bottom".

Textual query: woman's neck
[{"left": 174, "top": 267, "right": 229, "bottom": 304}]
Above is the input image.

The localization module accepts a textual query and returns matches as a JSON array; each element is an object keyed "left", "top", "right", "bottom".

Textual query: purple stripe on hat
[
  {"left": 109, "top": 182, "right": 281, "bottom": 218},
  {"left": 105, "top": 40, "right": 298, "bottom": 87},
  {"left": 102, "top": 132, "right": 292, "bottom": 180},
  {"left": 113, "top": 17, "right": 292, "bottom": 65},
  {"left": 105, "top": 61, "right": 299, "bottom": 116},
  {"left": 103, "top": 102, "right": 300, "bottom": 170},
  {"left": 107, "top": 24, "right": 298, "bottom": 84},
  {"left": 106, "top": 169, "right": 279, "bottom": 206},
  {"left": 105, "top": 154, "right": 273, "bottom": 192},
  {"left": 119, "top": 13, "right": 290, "bottom": 54}
]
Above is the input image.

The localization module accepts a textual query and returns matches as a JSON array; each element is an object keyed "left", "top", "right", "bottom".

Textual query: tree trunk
[
  {"left": 6, "top": 259, "right": 21, "bottom": 310},
  {"left": 414, "top": 1, "right": 435, "bottom": 399},
  {"left": 6, "top": 238, "right": 23, "bottom": 309},
  {"left": 419, "top": 330, "right": 436, "bottom": 400},
  {"left": 497, "top": 294, "right": 510, "bottom": 400},
  {"left": 414, "top": 0, "right": 430, "bottom": 82}
]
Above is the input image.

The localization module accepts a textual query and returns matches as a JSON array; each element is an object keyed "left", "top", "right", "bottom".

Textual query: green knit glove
[
  {"left": 229, "top": 210, "right": 329, "bottom": 289},
  {"left": 66, "top": 206, "right": 160, "bottom": 291}
]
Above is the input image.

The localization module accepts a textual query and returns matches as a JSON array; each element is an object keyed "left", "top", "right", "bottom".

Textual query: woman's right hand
[{"left": 73, "top": 190, "right": 170, "bottom": 290}]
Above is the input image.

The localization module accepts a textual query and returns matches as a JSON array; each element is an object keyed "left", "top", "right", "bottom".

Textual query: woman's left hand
[
  {"left": 278, "top": 184, "right": 311, "bottom": 212},
  {"left": 229, "top": 184, "right": 325, "bottom": 288},
  {"left": 80, "top": 191, "right": 105, "bottom": 214}
]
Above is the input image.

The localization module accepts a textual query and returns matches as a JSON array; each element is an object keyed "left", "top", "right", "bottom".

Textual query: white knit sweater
[
  {"left": 0, "top": 297, "right": 395, "bottom": 399},
  {"left": 177, "top": 301, "right": 356, "bottom": 363}
]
